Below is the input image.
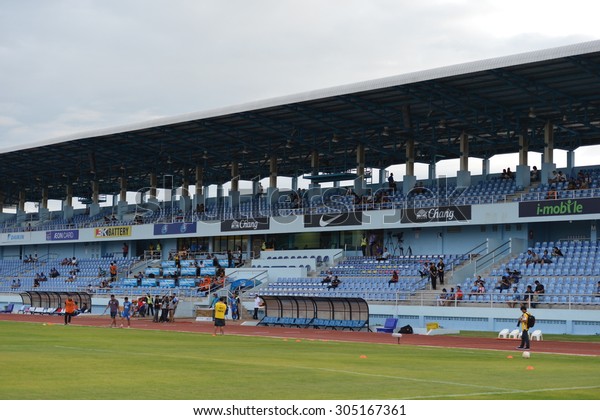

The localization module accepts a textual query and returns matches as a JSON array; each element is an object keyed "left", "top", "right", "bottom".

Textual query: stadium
[{"left": 1, "top": 40, "right": 599, "bottom": 401}]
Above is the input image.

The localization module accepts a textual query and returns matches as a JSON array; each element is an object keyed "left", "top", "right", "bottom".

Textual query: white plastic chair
[
  {"left": 508, "top": 329, "right": 521, "bottom": 339},
  {"left": 498, "top": 328, "right": 510, "bottom": 339},
  {"left": 530, "top": 329, "right": 543, "bottom": 341}
]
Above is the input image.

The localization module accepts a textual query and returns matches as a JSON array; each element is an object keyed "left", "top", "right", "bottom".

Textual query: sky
[{"left": 2, "top": 0, "right": 600, "bottom": 184}]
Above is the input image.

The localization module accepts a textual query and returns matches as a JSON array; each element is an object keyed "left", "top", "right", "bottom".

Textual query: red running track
[{"left": 1, "top": 314, "right": 598, "bottom": 356}]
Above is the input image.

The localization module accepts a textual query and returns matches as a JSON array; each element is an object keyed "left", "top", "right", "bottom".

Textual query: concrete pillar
[
  {"left": 39, "top": 187, "right": 50, "bottom": 222},
  {"left": 457, "top": 132, "right": 471, "bottom": 188},
  {"left": 193, "top": 166, "right": 204, "bottom": 209},
  {"left": 17, "top": 190, "right": 26, "bottom": 223},
  {"left": 119, "top": 177, "right": 127, "bottom": 202},
  {"left": 516, "top": 133, "right": 531, "bottom": 188},
  {"left": 0, "top": 191, "right": 4, "bottom": 213},
  {"left": 63, "top": 185, "right": 74, "bottom": 220},
  {"left": 406, "top": 138, "right": 415, "bottom": 176},
  {"left": 268, "top": 156, "right": 279, "bottom": 206},
  {"left": 482, "top": 158, "right": 490, "bottom": 179},
  {"left": 541, "top": 121, "right": 555, "bottom": 184},
  {"left": 354, "top": 144, "right": 366, "bottom": 194},
  {"left": 566, "top": 150, "right": 575, "bottom": 175},
  {"left": 231, "top": 162, "right": 239, "bottom": 193}
]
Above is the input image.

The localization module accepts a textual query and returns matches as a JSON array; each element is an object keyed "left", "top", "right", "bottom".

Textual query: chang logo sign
[
  {"left": 519, "top": 198, "right": 600, "bottom": 218},
  {"left": 402, "top": 206, "right": 471, "bottom": 223},
  {"left": 221, "top": 218, "right": 270, "bottom": 232}
]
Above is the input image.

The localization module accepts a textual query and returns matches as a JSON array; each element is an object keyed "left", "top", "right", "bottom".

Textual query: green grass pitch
[{"left": 0, "top": 321, "right": 598, "bottom": 400}]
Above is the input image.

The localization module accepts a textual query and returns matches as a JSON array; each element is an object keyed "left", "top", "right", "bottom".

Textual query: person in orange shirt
[{"left": 64, "top": 297, "right": 78, "bottom": 325}]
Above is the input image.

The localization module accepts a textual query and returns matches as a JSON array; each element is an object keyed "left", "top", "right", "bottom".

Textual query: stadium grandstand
[{"left": 1, "top": 40, "right": 600, "bottom": 334}]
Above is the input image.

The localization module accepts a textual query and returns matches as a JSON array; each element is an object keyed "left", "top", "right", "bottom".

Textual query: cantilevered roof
[{"left": 2, "top": 40, "right": 600, "bottom": 205}]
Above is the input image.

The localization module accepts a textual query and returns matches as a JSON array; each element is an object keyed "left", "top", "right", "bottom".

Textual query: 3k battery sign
[{"left": 303, "top": 212, "right": 363, "bottom": 228}]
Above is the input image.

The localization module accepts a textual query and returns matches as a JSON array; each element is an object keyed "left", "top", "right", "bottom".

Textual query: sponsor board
[
  {"left": 401, "top": 206, "right": 471, "bottom": 223},
  {"left": 153, "top": 222, "right": 197, "bottom": 235},
  {"left": 303, "top": 212, "right": 363, "bottom": 228},
  {"left": 46, "top": 230, "right": 79, "bottom": 241},
  {"left": 94, "top": 226, "right": 132, "bottom": 238},
  {"left": 519, "top": 198, "right": 600, "bottom": 217},
  {"left": 2, "top": 232, "right": 31, "bottom": 243},
  {"left": 221, "top": 217, "right": 270, "bottom": 232}
]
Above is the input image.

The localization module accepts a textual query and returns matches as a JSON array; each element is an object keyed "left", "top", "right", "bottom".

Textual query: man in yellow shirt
[{"left": 213, "top": 297, "right": 227, "bottom": 336}]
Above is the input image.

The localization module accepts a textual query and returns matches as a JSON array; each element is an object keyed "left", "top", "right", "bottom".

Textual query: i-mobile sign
[
  {"left": 303, "top": 212, "right": 362, "bottom": 228},
  {"left": 519, "top": 198, "right": 600, "bottom": 217}
]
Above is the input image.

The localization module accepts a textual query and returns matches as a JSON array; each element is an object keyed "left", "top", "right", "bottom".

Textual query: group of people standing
[
  {"left": 419, "top": 258, "right": 445, "bottom": 290},
  {"left": 104, "top": 293, "right": 179, "bottom": 328}
]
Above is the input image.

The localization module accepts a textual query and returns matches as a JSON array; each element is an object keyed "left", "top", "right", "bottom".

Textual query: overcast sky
[{"left": 2, "top": 0, "right": 600, "bottom": 173}]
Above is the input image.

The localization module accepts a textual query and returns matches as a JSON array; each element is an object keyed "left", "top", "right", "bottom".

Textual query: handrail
[{"left": 474, "top": 240, "right": 512, "bottom": 274}]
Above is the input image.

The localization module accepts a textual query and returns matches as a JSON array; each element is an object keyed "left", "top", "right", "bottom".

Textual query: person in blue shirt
[{"left": 121, "top": 296, "right": 132, "bottom": 328}]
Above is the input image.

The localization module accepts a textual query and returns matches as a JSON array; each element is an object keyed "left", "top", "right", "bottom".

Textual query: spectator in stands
[
  {"left": 437, "top": 258, "right": 445, "bottom": 286},
  {"left": 454, "top": 285, "right": 464, "bottom": 302},
  {"left": 507, "top": 286, "right": 522, "bottom": 308},
  {"left": 33, "top": 277, "right": 40, "bottom": 288},
  {"left": 11, "top": 279, "right": 20, "bottom": 289},
  {"left": 558, "top": 171, "right": 567, "bottom": 182},
  {"left": 50, "top": 267, "right": 59, "bottom": 278},
  {"left": 506, "top": 167, "right": 514, "bottom": 179},
  {"left": 551, "top": 246, "right": 564, "bottom": 258},
  {"left": 548, "top": 170, "right": 559, "bottom": 184},
  {"left": 506, "top": 267, "right": 521, "bottom": 284},
  {"left": 596, "top": 281, "right": 600, "bottom": 297},
  {"left": 327, "top": 276, "right": 341, "bottom": 290},
  {"left": 71, "top": 256, "right": 78, "bottom": 266},
  {"left": 388, "top": 270, "right": 399, "bottom": 286},
  {"left": 530, "top": 166, "right": 539, "bottom": 182},
  {"left": 418, "top": 262, "right": 430, "bottom": 279},
  {"left": 437, "top": 288, "right": 448, "bottom": 306},
  {"left": 524, "top": 285, "right": 535, "bottom": 307},
  {"left": 387, "top": 172, "right": 396, "bottom": 193},
  {"left": 360, "top": 235, "right": 367, "bottom": 257},
  {"left": 377, "top": 247, "right": 391, "bottom": 261},
  {"left": 525, "top": 250, "right": 540, "bottom": 267},
  {"left": 429, "top": 262, "right": 438, "bottom": 290},
  {"left": 61, "top": 257, "right": 70, "bottom": 266},
  {"left": 495, "top": 276, "right": 511, "bottom": 293},
  {"left": 109, "top": 262, "right": 118, "bottom": 282},
  {"left": 227, "top": 250, "right": 233, "bottom": 268},
  {"left": 533, "top": 280, "right": 545, "bottom": 307},
  {"left": 122, "top": 243, "right": 128, "bottom": 258},
  {"left": 321, "top": 271, "right": 332, "bottom": 284},
  {"left": 546, "top": 186, "right": 558, "bottom": 199},
  {"left": 540, "top": 249, "right": 552, "bottom": 265}
]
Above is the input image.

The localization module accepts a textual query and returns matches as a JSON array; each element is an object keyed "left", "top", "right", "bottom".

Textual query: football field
[{"left": 0, "top": 320, "right": 598, "bottom": 400}]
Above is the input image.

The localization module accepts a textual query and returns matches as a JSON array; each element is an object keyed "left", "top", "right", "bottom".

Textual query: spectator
[
  {"left": 388, "top": 270, "right": 399, "bottom": 286},
  {"left": 525, "top": 250, "right": 540, "bottom": 267},
  {"left": 551, "top": 246, "right": 564, "bottom": 258},
  {"left": 495, "top": 276, "right": 511, "bottom": 293},
  {"left": 524, "top": 285, "right": 535, "bottom": 307},
  {"left": 253, "top": 295, "right": 264, "bottom": 320},
  {"left": 454, "top": 285, "right": 464, "bottom": 301},
  {"left": 377, "top": 247, "right": 391, "bottom": 261},
  {"left": 436, "top": 288, "right": 448, "bottom": 306},
  {"left": 596, "top": 281, "right": 600, "bottom": 298},
  {"left": 540, "top": 250, "right": 552, "bottom": 265},
  {"left": 533, "top": 280, "right": 545, "bottom": 307},
  {"left": 530, "top": 166, "right": 539, "bottom": 182},
  {"left": 327, "top": 276, "right": 341, "bottom": 290},
  {"left": 507, "top": 286, "right": 522, "bottom": 308}
]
